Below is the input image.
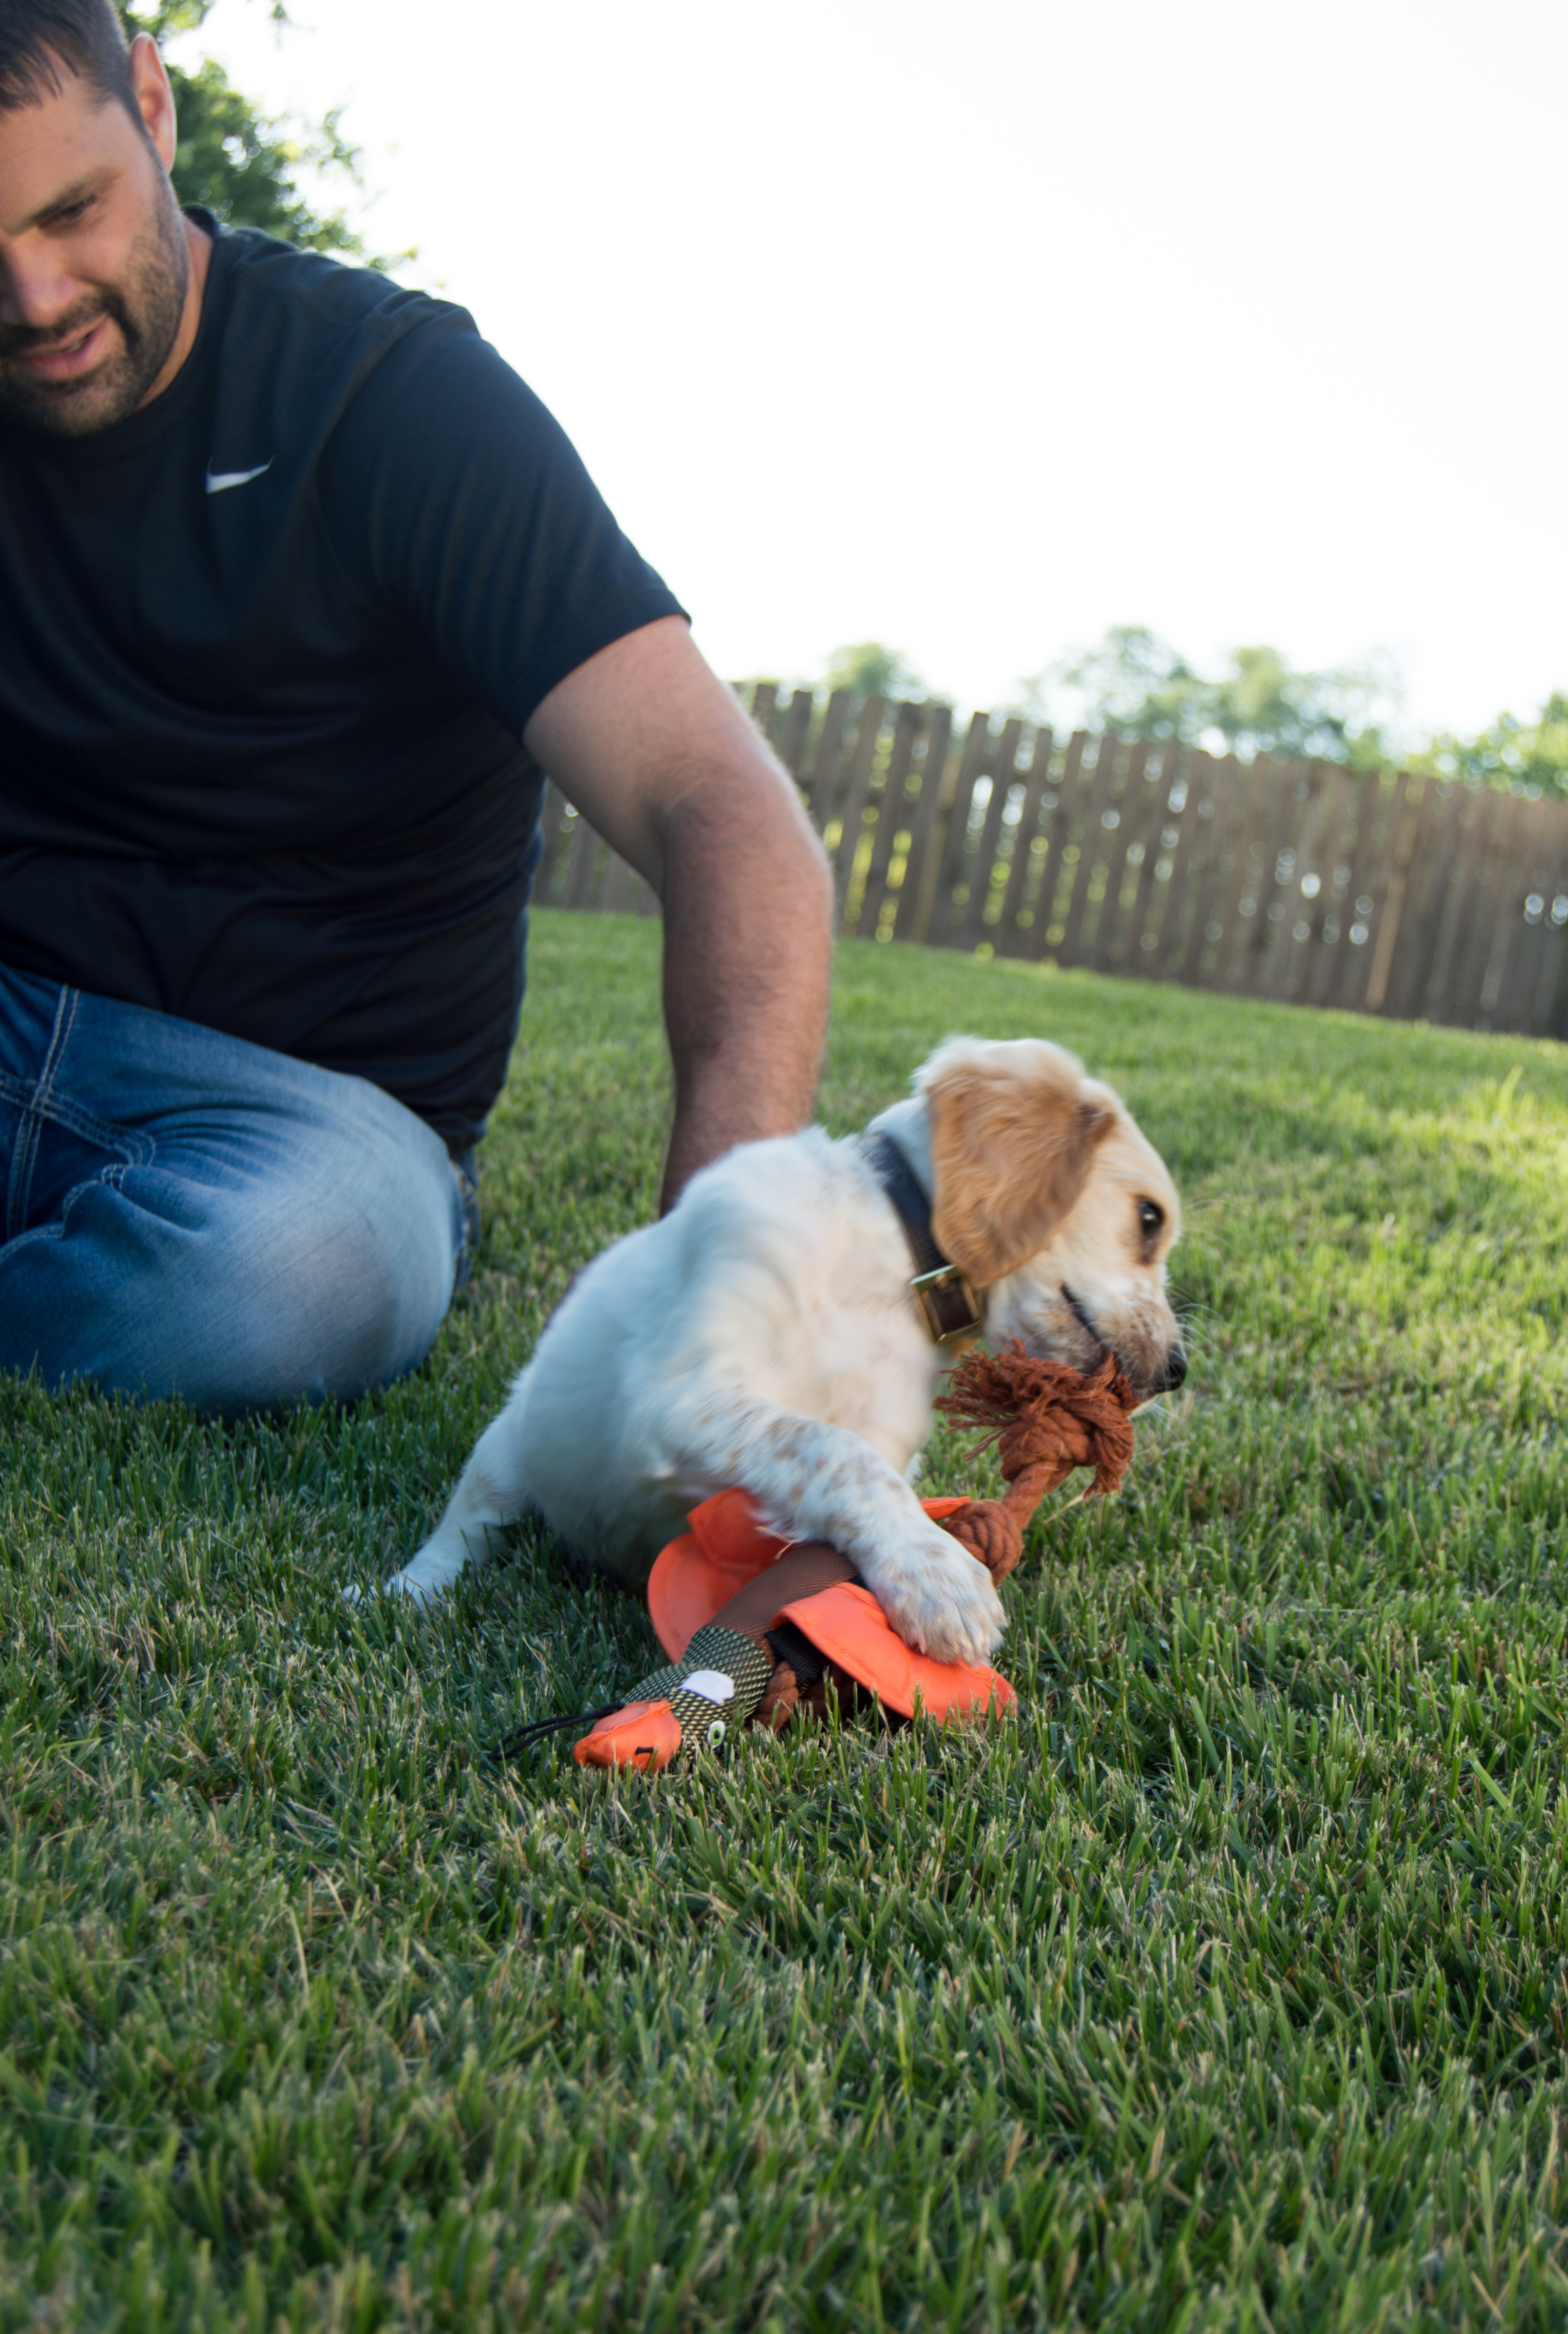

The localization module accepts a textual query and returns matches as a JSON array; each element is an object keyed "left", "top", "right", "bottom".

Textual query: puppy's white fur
[{"left": 385, "top": 1036, "right": 1183, "bottom": 1664}]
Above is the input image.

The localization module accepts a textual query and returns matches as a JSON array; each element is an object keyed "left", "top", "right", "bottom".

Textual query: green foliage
[
  {"left": 1018, "top": 627, "right": 1568, "bottom": 799},
  {"left": 1408, "top": 693, "right": 1568, "bottom": 804},
  {"left": 3, "top": 913, "right": 1568, "bottom": 2324},
  {"left": 820, "top": 640, "right": 926, "bottom": 707},
  {"left": 120, "top": 0, "right": 399, "bottom": 263},
  {"left": 1020, "top": 625, "right": 1399, "bottom": 770},
  {"left": 738, "top": 642, "right": 928, "bottom": 715}
]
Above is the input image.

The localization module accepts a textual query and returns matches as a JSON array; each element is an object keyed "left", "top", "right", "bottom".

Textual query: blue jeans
[{"left": 0, "top": 963, "right": 473, "bottom": 1411}]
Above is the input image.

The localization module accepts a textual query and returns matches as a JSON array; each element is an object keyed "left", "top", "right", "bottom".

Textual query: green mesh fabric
[{"left": 623, "top": 1624, "right": 774, "bottom": 1752}]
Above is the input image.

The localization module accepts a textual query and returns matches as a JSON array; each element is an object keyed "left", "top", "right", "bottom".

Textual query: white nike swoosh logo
[{"left": 205, "top": 459, "right": 273, "bottom": 495}]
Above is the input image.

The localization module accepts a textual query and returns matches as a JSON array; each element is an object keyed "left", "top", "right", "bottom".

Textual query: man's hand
[{"left": 524, "top": 617, "right": 834, "bottom": 1210}]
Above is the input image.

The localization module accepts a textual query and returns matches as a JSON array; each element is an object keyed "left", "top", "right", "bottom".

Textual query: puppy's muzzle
[{"left": 1059, "top": 1285, "right": 1185, "bottom": 1399}]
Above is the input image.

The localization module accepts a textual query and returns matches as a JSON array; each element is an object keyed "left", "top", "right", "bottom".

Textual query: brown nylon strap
[
  {"left": 704, "top": 1540, "right": 859, "bottom": 1643},
  {"left": 695, "top": 1541, "right": 865, "bottom": 1733}
]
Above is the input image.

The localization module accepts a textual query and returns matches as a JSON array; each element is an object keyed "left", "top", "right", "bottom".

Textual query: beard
[{"left": 0, "top": 170, "right": 190, "bottom": 437}]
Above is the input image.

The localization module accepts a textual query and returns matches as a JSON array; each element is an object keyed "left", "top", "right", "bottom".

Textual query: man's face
[{"left": 0, "top": 48, "right": 188, "bottom": 437}]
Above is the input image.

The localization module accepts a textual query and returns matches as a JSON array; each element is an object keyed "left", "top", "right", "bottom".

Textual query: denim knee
[
  {"left": 0, "top": 1095, "right": 467, "bottom": 1412},
  {"left": 183, "top": 1144, "right": 464, "bottom": 1405}
]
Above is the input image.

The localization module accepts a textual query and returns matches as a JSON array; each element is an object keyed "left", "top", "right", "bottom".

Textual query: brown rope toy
[{"left": 932, "top": 1340, "right": 1139, "bottom": 1584}]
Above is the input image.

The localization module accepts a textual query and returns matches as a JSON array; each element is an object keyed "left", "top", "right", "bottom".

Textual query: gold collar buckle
[{"left": 910, "top": 1262, "right": 983, "bottom": 1343}]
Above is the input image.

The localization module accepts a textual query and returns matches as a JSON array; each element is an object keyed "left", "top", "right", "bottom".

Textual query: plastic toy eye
[{"left": 705, "top": 1719, "right": 727, "bottom": 1747}]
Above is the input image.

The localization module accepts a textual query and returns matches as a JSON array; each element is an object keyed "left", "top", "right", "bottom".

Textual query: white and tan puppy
[{"left": 383, "top": 1037, "right": 1184, "bottom": 1665}]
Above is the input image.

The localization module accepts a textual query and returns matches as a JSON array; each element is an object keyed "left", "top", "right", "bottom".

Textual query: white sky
[{"left": 181, "top": 0, "right": 1567, "bottom": 741}]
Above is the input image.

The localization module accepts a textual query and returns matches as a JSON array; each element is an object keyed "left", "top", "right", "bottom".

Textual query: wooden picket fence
[{"left": 532, "top": 685, "right": 1568, "bottom": 1038}]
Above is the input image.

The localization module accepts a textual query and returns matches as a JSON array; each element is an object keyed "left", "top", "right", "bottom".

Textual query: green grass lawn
[{"left": 4, "top": 910, "right": 1568, "bottom": 2331}]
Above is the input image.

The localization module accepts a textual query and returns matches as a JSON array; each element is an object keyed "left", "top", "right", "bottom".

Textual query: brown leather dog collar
[{"left": 861, "top": 1131, "right": 985, "bottom": 1344}]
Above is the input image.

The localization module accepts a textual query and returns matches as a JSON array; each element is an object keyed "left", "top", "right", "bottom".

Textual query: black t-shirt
[{"left": 0, "top": 214, "right": 683, "bottom": 1149}]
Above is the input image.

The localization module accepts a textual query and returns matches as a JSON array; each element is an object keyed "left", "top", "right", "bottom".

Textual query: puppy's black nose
[{"left": 1158, "top": 1347, "right": 1187, "bottom": 1391}]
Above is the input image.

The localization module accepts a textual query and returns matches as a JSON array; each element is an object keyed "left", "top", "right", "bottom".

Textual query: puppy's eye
[{"left": 1138, "top": 1199, "right": 1164, "bottom": 1238}]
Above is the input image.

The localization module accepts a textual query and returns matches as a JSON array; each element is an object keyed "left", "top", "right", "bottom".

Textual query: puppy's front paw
[
  {"left": 340, "top": 1567, "right": 444, "bottom": 1608},
  {"left": 375, "top": 1534, "right": 471, "bottom": 1608},
  {"left": 862, "top": 1526, "right": 1007, "bottom": 1666},
  {"left": 381, "top": 1567, "right": 444, "bottom": 1607}
]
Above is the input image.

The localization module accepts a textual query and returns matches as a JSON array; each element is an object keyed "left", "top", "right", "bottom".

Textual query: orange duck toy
[{"left": 497, "top": 1344, "right": 1139, "bottom": 1772}]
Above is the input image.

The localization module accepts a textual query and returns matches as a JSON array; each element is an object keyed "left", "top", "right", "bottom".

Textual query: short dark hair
[{"left": 0, "top": 0, "right": 137, "bottom": 118}]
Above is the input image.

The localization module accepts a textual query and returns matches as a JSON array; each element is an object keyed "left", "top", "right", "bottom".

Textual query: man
[{"left": 0, "top": 1, "right": 833, "bottom": 1411}]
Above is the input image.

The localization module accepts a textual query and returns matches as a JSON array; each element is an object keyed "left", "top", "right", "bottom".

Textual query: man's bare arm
[{"left": 524, "top": 616, "right": 834, "bottom": 1210}]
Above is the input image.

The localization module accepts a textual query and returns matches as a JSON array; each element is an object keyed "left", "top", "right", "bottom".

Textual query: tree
[
  {"left": 1014, "top": 625, "right": 1203, "bottom": 743},
  {"left": 121, "top": 0, "right": 402, "bottom": 264},
  {"left": 733, "top": 642, "right": 929, "bottom": 717},
  {"left": 820, "top": 642, "right": 926, "bottom": 707},
  {"left": 1406, "top": 693, "right": 1568, "bottom": 802},
  {"left": 1018, "top": 626, "right": 1399, "bottom": 769}
]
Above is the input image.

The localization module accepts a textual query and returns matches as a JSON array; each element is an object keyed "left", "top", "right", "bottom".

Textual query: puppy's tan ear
[{"left": 927, "top": 1052, "right": 1115, "bottom": 1287}]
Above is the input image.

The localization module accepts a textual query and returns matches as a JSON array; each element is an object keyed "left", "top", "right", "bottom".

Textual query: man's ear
[
  {"left": 128, "top": 36, "right": 178, "bottom": 172},
  {"left": 926, "top": 1049, "right": 1116, "bottom": 1287}
]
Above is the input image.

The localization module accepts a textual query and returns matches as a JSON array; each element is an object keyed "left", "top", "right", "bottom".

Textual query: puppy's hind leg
[{"left": 380, "top": 1404, "right": 532, "bottom": 1605}]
